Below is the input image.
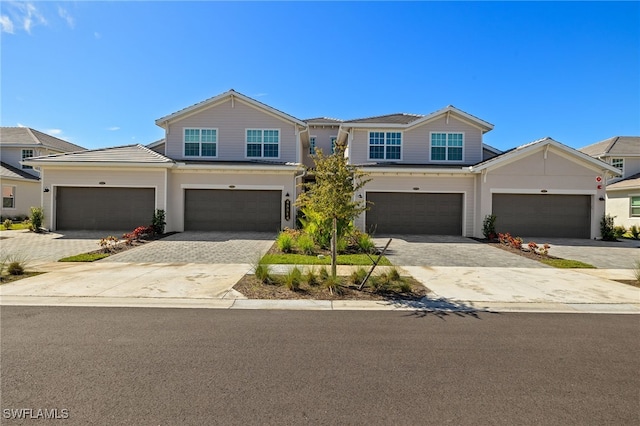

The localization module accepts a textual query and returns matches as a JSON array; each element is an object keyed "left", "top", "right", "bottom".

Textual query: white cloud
[
  {"left": 46, "top": 128, "right": 62, "bottom": 136},
  {"left": 17, "top": 123, "right": 26, "bottom": 128},
  {"left": 253, "top": 93, "right": 268, "bottom": 98},
  {"left": 57, "top": 6, "right": 74, "bottom": 29},
  {"left": 107, "top": 126, "right": 120, "bottom": 131},
  {"left": 0, "top": 15, "right": 14, "bottom": 33},
  {"left": 20, "top": 2, "right": 47, "bottom": 34}
]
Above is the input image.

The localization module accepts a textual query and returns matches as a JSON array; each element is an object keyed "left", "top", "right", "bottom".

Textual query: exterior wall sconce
[
  {"left": 285, "top": 192, "right": 290, "bottom": 197},
  {"left": 598, "top": 197, "right": 605, "bottom": 201},
  {"left": 43, "top": 187, "right": 50, "bottom": 193},
  {"left": 358, "top": 194, "right": 363, "bottom": 199}
]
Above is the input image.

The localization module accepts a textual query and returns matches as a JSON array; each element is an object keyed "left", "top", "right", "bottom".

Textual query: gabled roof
[
  {"left": 470, "top": 137, "right": 620, "bottom": 174},
  {"left": 146, "top": 138, "right": 165, "bottom": 149},
  {"left": 341, "top": 105, "right": 494, "bottom": 132},
  {"left": 22, "top": 144, "right": 174, "bottom": 167},
  {"left": 155, "top": 89, "right": 307, "bottom": 128},
  {"left": 304, "top": 117, "right": 344, "bottom": 125},
  {"left": 0, "top": 127, "right": 86, "bottom": 152},
  {"left": 579, "top": 136, "right": 640, "bottom": 157},
  {"left": 345, "top": 113, "right": 424, "bottom": 125},
  {"left": 482, "top": 143, "right": 502, "bottom": 155},
  {"left": 607, "top": 172, "right": 640, "bottom": 191},
  {"left": 0, "top": 161, "right": 39, "bottom": 181}
]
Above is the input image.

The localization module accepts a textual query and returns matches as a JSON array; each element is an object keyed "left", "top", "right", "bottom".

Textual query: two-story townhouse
[
  {"left": 579, "top": 136, "right": 640, "bottom": 229},
  {"left": 0, "top": 127, "right": 85, "bottom": 218},
  {"left": 24, "top": 89, "right": 618, "bottom": 238}
]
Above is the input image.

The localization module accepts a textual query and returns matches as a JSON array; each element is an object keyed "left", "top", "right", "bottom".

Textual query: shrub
[
  {"left": 122, "top": 226, "right": 153, "bottom": 244},
  {"left": 369, "top": 274, "right": 391, "bottom": 293},
  {"left": 600, "top": 214, "right": 616, "bottom": 241},
  {"left": 29, "top": 207, "right": 44, "bottom": 232},
  {"left": 296, "top": 233, "right": 315, "bottom": 255},
  {"left": 482, "top": 214, "right": 497, "bottom": 239},
  {"left": 528, "top": 241, "right": 538, "bottom": 252},
  {"left": 613, "top": 226, "right": 627, "bottom": 239},
  {"left": 254, "top": 263, "right": 272, "bottom": 284},
  {"left": 349, "top": 267, "right": 368, "bottom": 285},
  {"left": 630, "top": 225, "right": 640, "bottom": 240},
  {"left": 151, "top": 209, "right": 166, "bottom": 235},
  {"left": 356, "top": 232, "right": 376, "bottom": 254},
  {"left": 318, "top": 267, "right": 329, "bottom": 281},
  {"left": 3, "top": 219, "right": 13, "bottom": 230},
  {"left": 387, "top": 267, "right": 401, "bottom": 281},
  {"left": 323, "top": 275, "right": 342, "bottom": 295},
  {"left": 396, "top": 281, "right": 412, "bottom": 293},
  {"left": 7, "top": 261, "right": 24, "bottom": 275},
  {"left": 99, "top": 236, "right": 119, "bottom": 252},
  {"left": 337, "top": 237, "right": 348, "bottom": 254},
  {"left": 284, "top": 267, "right": 302, "bottom": 291},
  {"left": 276, "top": 232, "right": 294, "bottom": 253},
  {"left": 304, "top": 267, "right": 319, "bottom": 286}
]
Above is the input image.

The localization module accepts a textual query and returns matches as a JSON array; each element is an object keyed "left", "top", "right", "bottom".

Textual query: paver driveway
[
  {"left": 100, "top": 231, "right": 276, "bottom": 264},
  {"left": 374, "top": 235, "right": 548, "bottom": 267},
  {"left": 0, "top": 230, "right": 111, "bottom": 266}
]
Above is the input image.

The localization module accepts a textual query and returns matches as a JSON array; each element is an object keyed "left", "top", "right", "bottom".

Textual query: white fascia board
[
  {"left": 174, "top": 163, "right": 304, "bottom": 173},
  {"left": 407, "top": 106, "right": 494, "bottom": 132},
  {"left": 360, "top": 167, "right": 472, "bottom": 176},
  {"left": 340, "top": 123, "right": 407, "bottom": 129},
  {"left": 21, "top": 160, "right": 175, "bottom": 169}
]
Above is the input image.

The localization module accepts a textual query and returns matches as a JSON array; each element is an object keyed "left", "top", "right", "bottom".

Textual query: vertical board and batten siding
[
  {"left": 348, "top": 115, "right": 483, "bottom": 165},
  {"left": 303, "top": 126, "right": 340, "bottom": 168},
  {"left": 355, "top": 174, "right": 475, "bottom": 236},
  {"left": 41, "top": 168, "right": 167, "bottom": 231},
  {"left": 476, "top": 147, "right": 608, "bottom": 239},
  {"left": 165, "top": 98, "right": 298, "bottom": 163}
]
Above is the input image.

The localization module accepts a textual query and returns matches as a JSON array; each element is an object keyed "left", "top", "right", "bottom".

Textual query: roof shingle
[{"left": 0, "top": 127, "right": 86, "bottom": 152}]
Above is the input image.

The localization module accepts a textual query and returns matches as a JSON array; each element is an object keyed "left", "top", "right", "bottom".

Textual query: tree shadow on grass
[{"left": 385, "top": 296, "right": 498, "bottom": 319}]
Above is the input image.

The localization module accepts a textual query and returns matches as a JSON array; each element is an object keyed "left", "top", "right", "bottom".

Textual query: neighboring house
[
  {"left": 24, "top": 89, "right": 619, "bottom": 239},
  {"left": 579, "top": 136, "right": 640, "bottom": 229},
  {"left": 0, "top": 127, "right": 85, "bottom": 218}
]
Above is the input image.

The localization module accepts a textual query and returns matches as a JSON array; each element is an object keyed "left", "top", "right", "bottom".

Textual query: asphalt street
[{"left": 1, "top": 307, "right": 638, "bottom": 425}]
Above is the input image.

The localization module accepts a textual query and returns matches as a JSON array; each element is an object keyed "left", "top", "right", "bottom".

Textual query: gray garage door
[
  {"left": 366, "top": 192, "right": 463, "bottom": 235},
  {"left": 492, "top": 194, "right": 591, "bottom": 238},
  {"left": 56, "top": 187, "right": 155, "bottom": 231},
  {"left": 184, "top": 189, "right": 281, "bottom": 232}
]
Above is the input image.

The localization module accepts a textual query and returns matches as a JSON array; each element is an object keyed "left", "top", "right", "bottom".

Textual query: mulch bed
[
  {"left": 83, "top": 232, "right": 177, "bottom": 257},
  {"left": 233, "top": 274, "right": 429, "bottom": 301}
]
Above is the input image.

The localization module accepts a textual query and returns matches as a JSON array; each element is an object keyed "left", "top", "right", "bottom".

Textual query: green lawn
[
  {"left": 59, "top": 253, "right": 110, "bottom": 262},
  {"left": 0, "top": 223, "right": 31, "bottom": 231},
  {"left": 261, "top": 253, "right": 391, "bottom": 266},
  {"left": 540, "top": 258, "right": 596, "bottom": 269}
]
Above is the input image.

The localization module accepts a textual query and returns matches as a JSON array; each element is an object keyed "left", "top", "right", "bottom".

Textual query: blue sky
[{"left": 1, "top": 1, "right": 638, "bottom": 151}]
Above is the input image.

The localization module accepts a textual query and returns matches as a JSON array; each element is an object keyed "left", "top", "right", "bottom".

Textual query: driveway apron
[
  {"left": 374, "top": 235, "right": 547, "bottom": 267},
  {"left": 100, "top": 231, "right": 276, "bottom": 264}
]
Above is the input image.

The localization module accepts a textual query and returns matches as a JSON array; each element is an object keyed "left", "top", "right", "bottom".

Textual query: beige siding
[
  {"left": 168, "top": 170, "right": 297, "bottom": 232},
  {"left": 348, "top": 115, "right": 484, "bottom": 165},
  {"left": 41, "top": 167, "right": 167, "bottom": 231},
  {"left": 354, "top": 173, "right": 476, "bottom": 236},
  {"left": 165, "top": 98, "right": 298, "bottom": 163},
  {"left": 606, "top": 190, "right": 640, "bottom": 229},
  {"left": 303, "top": 126, "right": 340, "bottom": 168},
  {"left": 0, "top": 179, "right": 40, "bottom": 218},
  {"left": 476, "top": 147, "right": 607, "bottom": 239}
]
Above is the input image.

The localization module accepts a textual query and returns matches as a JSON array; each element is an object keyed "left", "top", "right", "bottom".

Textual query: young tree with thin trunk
[{"left": 296, "top": 145, "right": 370, "bottom": 278}]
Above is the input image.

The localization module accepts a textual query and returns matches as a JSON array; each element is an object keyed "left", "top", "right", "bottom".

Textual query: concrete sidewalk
[{"left": 1, "top": 262, "right": 638, "bottom": 314}]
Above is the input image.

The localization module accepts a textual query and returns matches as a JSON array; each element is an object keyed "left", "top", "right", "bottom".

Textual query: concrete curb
[{"left": 1, "top": 295, "right": 639, "bottom": 314}]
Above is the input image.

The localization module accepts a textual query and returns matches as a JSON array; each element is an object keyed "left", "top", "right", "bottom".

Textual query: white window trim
[
  {"left": 2, "top": 184, "right": 16, "bottom": 209},
  {"left": 429, "top": 132, "right": 466, "bottom": 162},
  {"left": 611, "top": 158, "right": 624, "bottom": 177},
  {"left": 22, "top": 149, "right": 34, "bottom": 169},
  {"left": 309, "top": 136, "right": 316, "bottom": 155},
  {"left": 367, "top": 130, "right": 403, "bottom": 161},
  {"left": 245, "top": 128, "right": 281, "bottom": 160},
  {"left": 630, "top": 194, "right": 640, "bottom": 217},
  {"left": 183, "top": 127, "right": 219, "bottom": 158}
]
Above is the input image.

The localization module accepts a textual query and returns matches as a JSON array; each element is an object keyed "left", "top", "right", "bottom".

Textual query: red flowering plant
[{"left": 122, "top": 226, "right": 154, "bottom": 245}]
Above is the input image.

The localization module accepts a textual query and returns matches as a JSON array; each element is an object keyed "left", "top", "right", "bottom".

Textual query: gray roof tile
[
  {"left": 579, "top": 136, "right": 640, "bottom": 157},
  {"left": 345, "top": 113, "right": 424, "bottom": 125},
  {"left": 0, "top": 127, "right": 86, "bottom": 152},
  {"left": 0, "top": 161, "right": 39, "bottom": 181},
  {"left": 25, "top": 144, "right": 174, "bottom": 165},
  {"left": 607, "top": 172, "right": 640, "bottom": 190}
]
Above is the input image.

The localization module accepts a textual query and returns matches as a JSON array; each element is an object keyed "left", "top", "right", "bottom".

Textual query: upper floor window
[
  {"left": 2, "top": 185, "right": 15, "bottom": 209},
  {"left": 431, "top": 133, "right": 463, "bottom": 161},
  {"left": 246, "top": 129, "right": 279, "bottom": 158},
  {"left": 631, "top": 196, "right": 640, "bottom": 217},
  {"left": 611, "top": 158, "right": 624, "bottom": 175},
  {"left": 309, "top": 137, "right": 316, "bottom": 155},
  {"left": 368, "top": 132, "right": 401, "bottom": 160},
  {"left": 184, "top": 128, "right": 217, "bottom": 157},
  {"left": 22, "top": 149, "right": 34, "bottom": 169}
]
